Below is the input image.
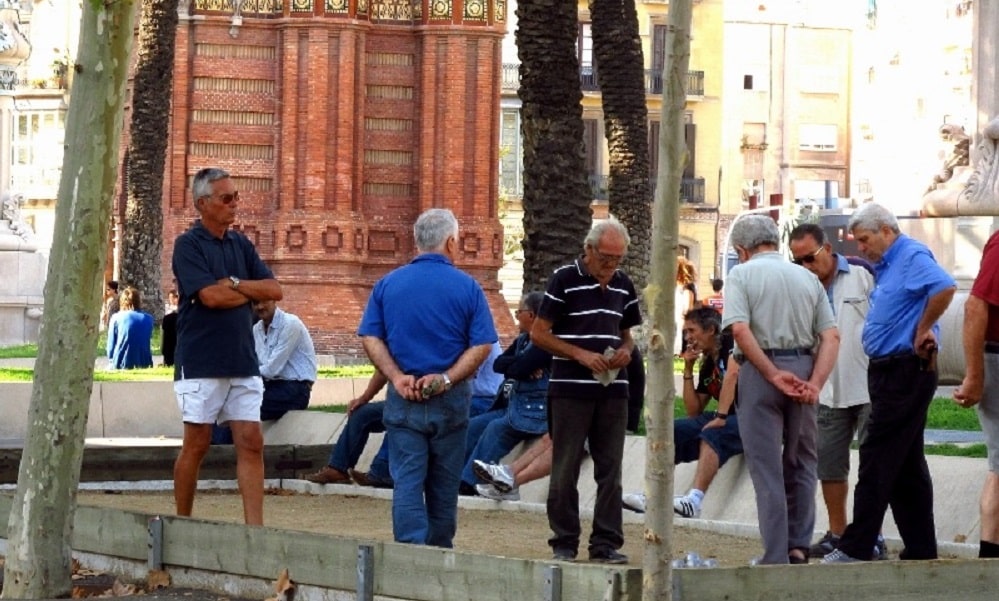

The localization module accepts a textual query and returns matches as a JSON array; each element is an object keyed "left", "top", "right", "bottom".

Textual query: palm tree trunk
[
  {"left": 2, "top": 1, "right": 138, "bottom": 597},
  {"left": 517, "top": 0, "right": 594, "bottom": 294},
  {"left": 120, "top": 0, "right": 180, "bottom": 321},
  {"left": 590, "top": 0, "right": 652, "bottom": 292}
]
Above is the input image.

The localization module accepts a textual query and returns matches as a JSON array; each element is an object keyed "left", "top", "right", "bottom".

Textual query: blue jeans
[
  {"left": 329, "top": 401, "right": 388, "bottom": 475},
  {"left": 470, "top": 394, "right": 495, "bottom": 418},
  {"left": 384, "top": 381, "right": 470, "bottom": 547},
  {"left": 461, "top": 413, "right": 539, "bottom": 486}
]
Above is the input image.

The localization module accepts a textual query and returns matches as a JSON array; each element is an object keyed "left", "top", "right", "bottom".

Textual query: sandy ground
[{"left": 77, "top": 488, "right": 763, "bottom": 567}]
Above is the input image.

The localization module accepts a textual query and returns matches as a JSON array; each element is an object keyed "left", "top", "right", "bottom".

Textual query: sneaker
[
  {"left": 552, "top": 547, "right": 577, "bottom": 562},
  {"left": 821, "top": 549, "right": 860, "bottom": 564},
  {"left": 873, "top": 535, "right": 888, "bottom": 560},
  {"left": 809, "top": 531, "right": 841, "bottom": 557},
  {"left": 589, "top": 548, "right": 628, "bottom": 564},
  {"left": 302, "top": 465, "right": 351, "bottom": 485},
  {"left": 348, "top": 469, "right": 394, "bottom": 489},
  {"left": 475, "top": 483, "right": 520, "bottom": 501},
  {"left": 622, "top": 492, "right": 647, "bottom": 513},
  {"left": 673, "top": 494, "right": 701, "bottom": 518},
  {"left": 472, "top": 460, "right": 516, "bottom": 493}
]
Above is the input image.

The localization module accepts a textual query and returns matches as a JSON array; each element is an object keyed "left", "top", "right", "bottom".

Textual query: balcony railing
[
  {"left": 590, "top": 175, "right": 706, "bottom": 204},
  {"left": 500, "top": 64, "right": 705, "bottom": 97}
]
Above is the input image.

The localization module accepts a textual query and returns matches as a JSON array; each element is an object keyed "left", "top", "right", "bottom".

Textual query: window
[
  {"left": 499, "top": 109, "right": 523, "bottom": 197},
  {"left": 11, "top": 109, "right": 66, "bottom": 196},
  {"left": 798, "top": 123, "right": 837, "bottom": 152},
  {"left": 578, "top": 23, "right": 596, "bottom": 89}
]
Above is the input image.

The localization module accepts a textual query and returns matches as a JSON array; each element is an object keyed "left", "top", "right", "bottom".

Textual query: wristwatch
[
  {"left": 442, "top": 372, "right": 452, "bottom": 391},
  {"left": 229, "top": 276, "right": 240, "bottom": 290}
]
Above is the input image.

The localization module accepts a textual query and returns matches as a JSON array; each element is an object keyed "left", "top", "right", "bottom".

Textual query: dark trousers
[
  {"left": 546, "top": 395, "right": 627, "bottom": 554},
  {"left": 260, "top": 379, "right": 313, "bottom": 421},
  {"left": 838, "top": 354, "right": 938, "bottom": 560}
]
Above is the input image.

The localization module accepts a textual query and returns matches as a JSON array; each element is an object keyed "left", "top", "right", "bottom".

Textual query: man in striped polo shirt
[{"left": 530, "top": 216, "right": 642, "bottom": 564}]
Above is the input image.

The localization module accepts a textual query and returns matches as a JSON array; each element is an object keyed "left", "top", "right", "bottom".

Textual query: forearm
[
  {"left": 808, "top": 328, "right": 840, "bottom": 390},
  {"left": 361, "top": 336, "right": 405, "bottom": 381},
  {"left": 530, "top": 327, "right": 583, "bottom": 362},
  {"left": 916, "top": 287, "right": 956, "bottom": 340},
  {"left": 963, "top": 295, "right": 988, "bottom": 379},
  {"left": 445, "top": 343, "right": 494, "bottom": 383},
  {"left": 715, "top": 357, "right": 739, "bottom": 414},
  {"left": 361, "top": 370, "right": 388, "bottom": 401},
  {"left": 731, "top": 323, "right": 778, "bottom": 380}
]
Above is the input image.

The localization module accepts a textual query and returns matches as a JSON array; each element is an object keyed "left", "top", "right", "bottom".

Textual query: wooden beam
[{"left": 0, "top": 445, "right": 329, "bottom": 484}]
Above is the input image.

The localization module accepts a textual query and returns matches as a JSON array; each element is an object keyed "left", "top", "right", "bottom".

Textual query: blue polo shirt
[
  {"left": 172, "top": 221, "right": 274, "bottom": 379},
  {"left": 862, "top": 234, "right": 955, "bottom": 358},
  {"left": 357, "top": 253, "right": 497, "bottom": 376}
]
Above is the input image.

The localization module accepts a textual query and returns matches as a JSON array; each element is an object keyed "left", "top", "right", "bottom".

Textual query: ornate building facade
[{"left": 159, "top": 0, "right": 512, "bottom": 356}]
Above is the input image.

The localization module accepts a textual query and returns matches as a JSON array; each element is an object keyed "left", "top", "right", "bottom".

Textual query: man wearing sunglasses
[
  {"left": 823, "top": 202, "right": 955, "bottom": 563},
  {"left": 788, "top": 224, "right": 884, "bottom": 561},
  {"left": 171, "top": 167, "right": 283, "bottom": 526},
  {"left": 723, "top": 214, "right": 840, "bottom": 564}
]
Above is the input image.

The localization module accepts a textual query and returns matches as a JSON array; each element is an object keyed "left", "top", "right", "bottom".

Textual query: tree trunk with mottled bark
[
  {"left": 1, "top": 1, "right": 138, "bottom": 598},
  {"left": 517, "top": 0, "right": 594, "bottom": 294},
  {"left": 644, "top": 0, "right": 693, "bottom": 599},
  {"left": 591, "top": 0, "right": 652, "bottom": 292},
  {"left": 120, "top": 0, "right": 179, "bottom": 321}
]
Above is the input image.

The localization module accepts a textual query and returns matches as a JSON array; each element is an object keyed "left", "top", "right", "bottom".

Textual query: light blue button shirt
[{"left": 254, "top": 308, "right": 318, "bottom": 381}]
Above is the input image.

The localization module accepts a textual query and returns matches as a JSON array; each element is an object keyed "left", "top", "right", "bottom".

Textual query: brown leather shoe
[
  {"left": 302, "top": 465, "right": 351, "bottom": 484},
  {"left": 349, "top": 468, "right": 394, "bottom": 489}
]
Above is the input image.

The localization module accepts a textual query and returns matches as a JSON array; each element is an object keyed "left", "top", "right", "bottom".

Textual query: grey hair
[
  {"left": 847, "top": 202, "right": 900, "bottom": 234},
  {"left": 521, "top": 291, "right": 544, "bottom": 313},
  {"left": 192, "top": 168, "right": 230, "bottom": 207},
  {"left": 414, "top": 208, "right": 459, "bottom": 253},
  {"left": 583, "top": 215, "right": 631, "bottom": 250},
  {"left": 730, "top": 214, "right": 779, "bottom": 250}
]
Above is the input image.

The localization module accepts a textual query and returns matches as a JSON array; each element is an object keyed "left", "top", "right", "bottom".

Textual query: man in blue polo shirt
[
  {"left": 824, "top": 202, "right": 955, "bottom": 563},
  {"left": 171, "top": 167, "right": 282, "bottom": 526},
  {"left": 358, "top": 208, "right": 497, "bottom": 547},
  {"left": 531, "top": 216, "right": 642, "bottom": 564}
]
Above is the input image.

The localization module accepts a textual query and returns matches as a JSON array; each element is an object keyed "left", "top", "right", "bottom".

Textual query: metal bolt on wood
[
  {"left": 357, "top": 544, "right": 374, "bottom": 601},
  {"left": 147, "top": 516, "right": 163, "bottom": 570},
  {"left": 543, "top": 564, "right": 562, "bottom": 601}
]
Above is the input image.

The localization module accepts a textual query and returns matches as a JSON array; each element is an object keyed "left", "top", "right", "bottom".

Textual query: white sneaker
[
  {"left": 622, "top": 492, "right": 647, "bottom": 513},
  {"left": 475, "top": 483, "right": 520, "bottom": 501},
  {"left": 472, "top": 460, "right": 516, "bottom": 493},
  {"left": 673, "top": 494, "right": 701, "bottom": 518}
]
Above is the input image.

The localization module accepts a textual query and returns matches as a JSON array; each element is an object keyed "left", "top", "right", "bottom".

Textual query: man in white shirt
[{"left": 252, "top": 299, "right": 318, "bottom": 420}]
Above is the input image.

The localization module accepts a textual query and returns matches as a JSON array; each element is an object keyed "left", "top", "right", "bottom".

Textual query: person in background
[
  {"left": 358, "top": 207, "right": 497, "bottom": 547},
  {"left": 532, "top": 216, "right": 642, "bottom": 564},
  {"left": 702, "top": 278, "right": 724, "bottom": 313},
  {"left": 162, "top": 290, "right": 179, "bottom": 367},
  {"left": 100, "top": 280, "right": 120, "bottom": 332},
  {"left": 954, "top": 225, "right": 999, "bottom": 560},
  {"left": 823, "top": 202, "right": 954, "bottom": 563},
  {"left": 107, "top": 286, "right": 154, "bottom": 370},
  {"left": 171, "top": 167, "right": 283, "bottom": 526},
  {"left": 723, "top": 214, "right": 839, "bottom": 565},
  {"left": 675, "top": 257, "right": 698, "bottom": 355}
]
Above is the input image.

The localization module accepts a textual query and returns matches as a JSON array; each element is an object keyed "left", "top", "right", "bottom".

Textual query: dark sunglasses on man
[{"left": 792, "top": 246, "right": 824, "bottom": 266}]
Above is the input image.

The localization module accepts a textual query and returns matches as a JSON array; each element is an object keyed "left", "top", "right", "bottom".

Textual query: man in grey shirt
[{"left": 722, "top": 215, "right": 839, "bottom": 564}]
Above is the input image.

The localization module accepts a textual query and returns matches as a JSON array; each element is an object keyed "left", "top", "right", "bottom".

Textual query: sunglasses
[
  {"left": 792, "top": 246, "right": 824, "bottom": 265},
  {"left": 216, "top": 191, "right": 239, "bottom": 204}
]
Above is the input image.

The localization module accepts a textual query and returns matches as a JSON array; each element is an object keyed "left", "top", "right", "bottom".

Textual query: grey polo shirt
[{"left": 722, "top": 251, "right": 836, "bottom": 350}]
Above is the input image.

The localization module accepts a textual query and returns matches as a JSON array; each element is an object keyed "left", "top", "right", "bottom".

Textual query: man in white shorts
[{"left": 171, "top": 167, "right": 283, "bottom": 525}]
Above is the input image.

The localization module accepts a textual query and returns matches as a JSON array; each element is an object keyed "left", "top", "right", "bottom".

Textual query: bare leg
[
  {"left": 981, "top": 472, "right": 999, "bottom": 543},
  {"left": 690, "top": 441, "right": 721, "bottom": 492},
  {"left": 230, "top": 420, "right": 265, "bottom": 526},
  {"left": 174, "top": 423, "right": 212, "bottom": 517},
  {"left": 510, "top": 434, "right": 551, "bottom": 474},
  {"left": 821, "top": 480, "right": 850, "bottom": 534},
  {"left": 514, "top": 437, "right": 553, "bottom": 487}
]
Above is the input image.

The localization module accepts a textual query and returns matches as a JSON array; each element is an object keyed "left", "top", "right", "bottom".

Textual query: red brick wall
[{"left": 154, "top": 7, "right": 516, "bottom": 357}]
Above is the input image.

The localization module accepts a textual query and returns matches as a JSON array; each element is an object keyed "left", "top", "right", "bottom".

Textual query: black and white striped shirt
[{"left": 537, "top": 258, "right": 642, "bottom": 400}]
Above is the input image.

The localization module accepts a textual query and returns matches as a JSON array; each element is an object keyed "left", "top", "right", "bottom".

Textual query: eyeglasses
[
  {"left": 792, "top": 246, "right": 824, "bottom": 265},
  {"left": 514, "top": 308, "right": 533, "bottom": 316},
  {"left": 215, "top": 191, "right": 239, "bottom": 204},
  {"left": 589, "top": 245, "right": 624, "bottom": 264}
]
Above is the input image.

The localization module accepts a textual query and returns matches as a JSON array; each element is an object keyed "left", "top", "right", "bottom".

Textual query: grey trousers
[{"left": 738, "top": 355, "right": 818, "bottom": 564}]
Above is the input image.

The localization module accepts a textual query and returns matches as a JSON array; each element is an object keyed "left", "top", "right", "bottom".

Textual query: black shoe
[
  {"left": 809, "top": 531, "right": 840, "bottom": 557},
  {"left": 552, "top": 547, "right": 577, "bottom": 562},
  {"left": 589, "top": 548, "right": 628, "bottom": 564},
  {"left": 458, "top": 481, "right": 478, "bottom": 496}
]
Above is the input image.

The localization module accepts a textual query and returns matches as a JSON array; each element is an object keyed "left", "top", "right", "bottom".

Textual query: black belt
[
  {"left": 869, "top": 352, "right": 915, "bottom": 366},
  {"left": 986, "top": 342, "right": 999, "bottom": 354},
  {"left": 762, "top": 348, "right": 811, "bottom": 358}
]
